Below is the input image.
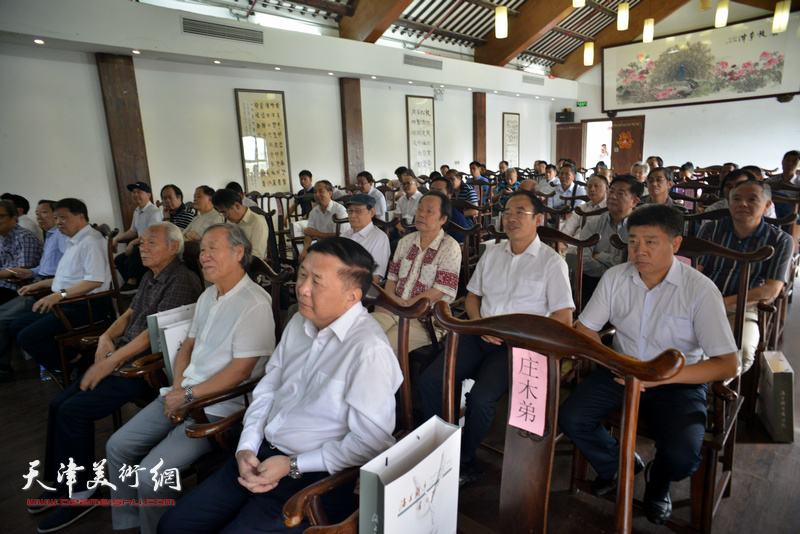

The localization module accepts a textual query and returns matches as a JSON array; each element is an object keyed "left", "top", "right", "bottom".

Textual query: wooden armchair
[
  {"left": 452, "top": 199, "right": 492, "bottom": 229},
  {"left": 541, "top": 204, "right": 571, "bottom": 229},
  {"left": 432, "top": 301, "right": 684, "bottom": 534}
]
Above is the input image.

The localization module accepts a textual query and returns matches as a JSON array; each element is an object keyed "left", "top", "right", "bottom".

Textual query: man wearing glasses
[
  {"left": 641, "top": 167, "right": 687, "bottom": 213},
  {"left": 211, "top": 188, "right": 269, "bottom": 260},
  {"left": 395, "top": 174, "right": 423, "bottom": 224},
  {"left": 421, "top": 189, "right": 574, "bottom": 486},
  {"left": 580, "top": 174, "right": 644, "bottom": 303},
  {"left": 355, "top": 171, "right": 387, "bottom": 221},
  {"left": 342, "top": 194, "right": 390, "bottom": 283}
]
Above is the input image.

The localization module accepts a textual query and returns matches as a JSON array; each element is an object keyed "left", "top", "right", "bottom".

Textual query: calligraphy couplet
[{"left": 508, "top": 348, "right": 548, "bottom": 437}]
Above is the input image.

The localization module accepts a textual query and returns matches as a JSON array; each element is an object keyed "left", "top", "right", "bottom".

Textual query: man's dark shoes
[
  {"left": 643, "top": 462, "right": 672, "bottom": 525},
  {"left": 458, "top": 459, "right": 483, "bottom": 487},
  {"left": 36, "top": 490, "right": 101, "bottom": 533},
  {"left": 28, "top": 488, "right": 66, "bottom": 514},
  {"left": 590, "top": 452, "right": 644, "bottom": 498}
]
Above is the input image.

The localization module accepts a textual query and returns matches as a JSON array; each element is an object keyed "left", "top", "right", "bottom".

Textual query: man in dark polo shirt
[{"left": 29, "top": 222, "right": 203, "bottom": 533}]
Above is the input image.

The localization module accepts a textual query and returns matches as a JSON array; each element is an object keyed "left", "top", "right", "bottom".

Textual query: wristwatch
[
  {"left": 184, "top": 385, "right": 195, "bottom": 403},
  {"left": 59, "top": 289, "right": 68, "bottom": 300},
  {"left": 289, "top": 456, "right": 302, "bottom": 479}
]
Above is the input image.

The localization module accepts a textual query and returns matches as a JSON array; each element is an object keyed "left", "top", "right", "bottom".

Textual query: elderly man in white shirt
[
  {"left": 159, "top": 237, "right": 402, "bottom": 534},
  {"left": 298, "top": 180, "right": 348, "bottom": 263},
  {"left": 396, "top": 175, "right": 423, "bottom": 223},
  {"left": 560, "top": 205, "right": 738, "bottom": 526},
  {"left": 561, "top": 174, "right": 608, "bottom": 241},
  {"left": 342, "top": 194, "right": 390, "bottom": 282},
  {"left": 10, "top": 198, "right": 111, "bottom": 375},
  {"left": 421, "top": 189, "right": 574, "bottom": 486},
  {"left": 547, "top": 163, "right": 586, "bottom": 216},
  {"left": 113, "top": 181, "right": 164, "bottom": 290},
  {"left": 106, "top": 224, "right": 275, "bottom": 534}
]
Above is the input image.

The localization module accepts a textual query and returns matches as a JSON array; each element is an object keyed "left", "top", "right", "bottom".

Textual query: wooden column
[
  {"left": 339, "top": 78, "right": 365, "bottom": 186},
  {"left": 95, "top": 53, "right": 150, "bottom": 230},
  {"left": 472, "top": 92, "right": 486, "bottom": 165}
]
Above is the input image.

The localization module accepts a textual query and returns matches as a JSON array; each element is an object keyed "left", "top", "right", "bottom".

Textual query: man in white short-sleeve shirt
[
  {"left": 559, "top": 204, "right": 738, "bottom": 526},
  {"left": 299, "top": 180, "right": 348, "bottom": 263},
  {"left": 421, "top": 189, "right": 574, "bottom": 486},
  {"left": 113, "top": 182, "right": 164, "bottom": 290},
  {"left": 158, "top": 237, "right": 403, "bottom": 534},
  {"left": 106, "top": 223, "right": 275, "bottom": 534},
  {"left": 342, "top": 194, "right": 390, "bottom": 282}
]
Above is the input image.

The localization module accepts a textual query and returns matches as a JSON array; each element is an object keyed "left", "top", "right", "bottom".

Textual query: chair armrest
[
  {"left": 185, "top": 408, "right": 247, "bottom": 439},
  {"left": 711, "top": 381, "right": 738, "bottom": 403},
  {"left": 171, "top": 379, "right": 260, "bottom": 424},
  {"left": 80, "top": 336, "right": 101, "bottom": 347},
  {"left": 304, "top": 511, "right": 359, "bottom": 534},
  {"left": 117, "top": 353, "right": 165, "bottom": 378},
  {"left": 282, "top": 468, "right": 360, "bottom": 528}
]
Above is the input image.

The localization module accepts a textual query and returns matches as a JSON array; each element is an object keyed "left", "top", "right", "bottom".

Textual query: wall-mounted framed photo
[
  {"left": 234, "top": 89, "right": 292, "bottom": 194},
  {"left": 602, "top": 13, "right": 800, "bottom": 113},
  {"left": 406, "top": 95, "right": 436, "bottom": 177},
  {"left": 502, "top": 113, "right": 520, "bottom": 168}
]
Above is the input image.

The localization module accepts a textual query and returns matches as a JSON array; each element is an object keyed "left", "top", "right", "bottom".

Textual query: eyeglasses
[
  {"left": 501, "top": 209, "right": 535, "bottom": 220},
  {"left": 216, "top": 208, "right": 231, "bottom": 218},
  {"left": 608, "top": 188, "right": 632, "bottom": 197},
  {"left": 346, "top": 207, "right": 368, "bottom": 215},
  {"left": 402, "top": 182, "right": 416, "bottom": 187},
  {"left": 646, "top": 176, "right": 668, "bottom": 184},
  {"left": 356, "top": 181, "right": 369, "bottom": 186}
]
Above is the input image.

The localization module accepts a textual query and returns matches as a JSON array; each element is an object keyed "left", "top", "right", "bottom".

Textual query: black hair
[
  {"left": 610, "top": 174, "right": 645, "bottom": 199},
  {"left": 357, "top": 171, "right": 374, "bottom": 184},
  {"left": 54, "top": 198, "right": 89, "bottom": 221},
  {"left": 545, "top": 164, "right": 558, "bottom": 174},
  {"left": 721, "top": 169, "right": 756, "bottom": 194},
  {"left": 316, "top": 180, "right": 334, "bottom": 192},
  {"left": 394, "top": 166, "right": 408, "bottom": 177},
  {"left": 0, "top": 200, "right": 18, "bottom": 219},
  {"left": 428, "top": 171, "right": 442, "bottom": 181},
  {"left": 679, "top": 162, "right": 695, "bottom": 172},
  {"left": 161, "top": 184, "right": 183, "bottom": 200},
  {"left": 588, "top": 174, "right": 609, "bottom": 187},
  {"left": 507, "top": 189, "right": 545, "bottom": 215},
  {"left": 1, "top": 193, "right": 30, "bottom": 214},
  {"left": 422, "top": 190, "right": 451, "bottom": 221},
  {"left": 196, "top": 185, "right": 215, "bottom": 197},
  {"left": 299, "top": 170, "right": 313, "bottom": 179},
  {"left": 307, "top": 237, "right": 375, "bottom": 296},
  {"left": 722, "top": 162, "right": 739, "bottom": 170},
  {"left": 430, "top": 176, "right": 454, "bottom": 197},
  {"left": 212, "top": 188, "right": 242, "bottom": 209},
  {"left": 627, "top": 204, "right": 684, "bottom": 238},
  {"left": 740, "top": 165, "right": 763, "bottom": 179},
  {"left": 499, "top": 160, "right": 509, "bottom": 166},
  {"left": 225, "top": 181, "right": 244, "bottom": 194},
  {"left": 469, "top": 161, "right": 482, "bottom": 168},
  {"left": 648, "top": 167, "right": 674, "bottom": 184},
  {"left": 783, "top": 150, "right": 800, "bottom": 160},
  {"left": 647, "top": 156, "right": 664, "bottom": 168},
  {"left": 38, "top": 199, "right": 58, "bottom": 211},
  {"left": 559, "top": 162, "right": 577, "bottom": 175}
]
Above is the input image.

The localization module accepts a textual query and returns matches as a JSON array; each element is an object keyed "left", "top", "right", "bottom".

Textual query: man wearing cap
[
  {"left": 113, "top": 182, "right": 164, "bottom": 291},
  {"left": 342, "top": 194, "right": 390, "bottom": 283}
]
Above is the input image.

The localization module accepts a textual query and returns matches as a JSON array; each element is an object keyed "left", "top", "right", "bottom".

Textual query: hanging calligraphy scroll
[
  {"left": 602, "top": 13, "right": 800, "bottom": 112},
  {"left": 406, "top": 96, "right": 436, "bottom": 177},
  {"left": 502, "top": 113, "right": 520, "bottom": 168},
  {"left": 235, "top": 89, "right": 293, "bottom": 194}
]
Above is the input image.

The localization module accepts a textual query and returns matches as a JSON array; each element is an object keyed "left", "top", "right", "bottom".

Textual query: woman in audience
[{"left": 183, "top": 186, "right": 224, "bottom": 242}]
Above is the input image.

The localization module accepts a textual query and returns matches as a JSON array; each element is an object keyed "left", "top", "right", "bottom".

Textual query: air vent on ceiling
[
  {"left": 404, "top": 54, "right": 443, "bottom": 70},
  {"left": 181, "top": 17, "right": 264, "bottom": 44},
  {"left": 522, "top": 75, "right": 545, "bottom": 86}
]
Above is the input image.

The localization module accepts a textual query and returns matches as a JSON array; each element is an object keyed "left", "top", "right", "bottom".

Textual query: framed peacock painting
[{"left": 602, "top": 13, "right": 800, "bottom": 113}]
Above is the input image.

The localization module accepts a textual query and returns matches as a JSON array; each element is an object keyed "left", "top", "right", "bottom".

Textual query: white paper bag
[{"left": 359, "top": 416, "right": 460, "bottom": 534}]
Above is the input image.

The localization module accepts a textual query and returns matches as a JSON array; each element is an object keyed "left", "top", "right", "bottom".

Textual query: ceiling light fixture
[
  {"left": 468, "top": 88, "right": 472, "bottom": 91},
  {"left": 408, "top": 81, "right": 413, "bottom": 84},
  {"left": 34, "top": 39, "right": 44, "bottom": 45},
  {"left": 275, "top": 67, "right": 281, "bottom": 70},
  {"left": 715, "top": 0, "right": 729, "bottom": 28},
  {"left": 643, "top": 18, "right": 655, "bottom": 43},
  {"left": 699, "top": 0, "right": 712, "bottom": 11},
  {"left": 440, "top": 84, "right": 445, "bottom": 87},
  {"left": 371, "top": 76, "right": 377, "bottom": 79},
  {"left": 617, "top": 3, "right": 629, "bottom": 31},
  {"left": 573, "top": 0, "right": 586, "bottom": 7},
  {"left": 493, "top": 90, "right": 498, "bottom": 93},
  {"left": 583, "top": 42, "right": 594, "bottom": 66},
  {"left": 328, "top": 72, "right": 334, "bottom": 75},
  {"left": 213, "top": 60, "right": 221, "bottom": 64},
  {"left": 495, "top": 6, "right": 508, "bottom": 39},
  {"left": 132, "top": 50, "right": 141, "bottom": 55},
  {"left": 772, "top": 1, "right": 791, "bottom": 33}
]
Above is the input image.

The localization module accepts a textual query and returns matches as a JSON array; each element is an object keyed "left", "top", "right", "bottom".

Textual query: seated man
[
  {"left": 697, "top": 181, "right": 793, "bottom": 373},
  {"left": 677, "top": 162, "right": 695, "bottom": 181},
  {"left": 641, "top": 167, "right": 687, "bottom": 213},
  {"left": 113, "top": 182, "right": 164, "bottom": 291},
  {"left": 158, "top": 237, "right": 403, "bottom": 534},
  {"left": 561, "top": 174, "right": 607, "bottom": 241},
  {"left": 396, "top": 174, "right": 423, "bottom": 224},
  {"left": 646, "top": 155, "right": 664, "bottom": 172},
  {"left": 373, "top": 191, "right": 461, "bottom": 354},
  {"left": 298, "top": 180, "right": 347, "bottom": 263},
  {"left": 447, "top": 168, "right": 479, "bottom": 218},
  {"left": 27, "top": 222, "right": 203, "bottom": 532},
  {"left": 183, "top": 185, "right": 224, "bottom": 242},
  {"left": 537, "top": 163, "right": 558, "bottom": 193},
  {"left": 355, "top": 171, "right": 387, "bottom": 221},
  {"left": 0, "top": 199, "right": 43, "bottom": 305},
  {"left": 1, "top": 193, "right": 43, "bottom": 242},
  {"left": 630, "top": 161, "right": 650, "bottom": 195},
  {"left": 0, "top": 199, "right": 66, "bottom": 381},
  {"left": 766, "top": 150, "right": 799, "bottom": 247},
  {"left": 427, "top": 177, "right": 472, "bottom": 243},
  {"left": 284, "top": 170, "right": 315, "bottom": 227},
  {"left": 421, "top": 190, "right": 574, "bottom": 486},
  {"left": 581, "top": 174, "right": 643, "bottom": 303},
  {"left": 560, "top": 204, "right": 738, "bottom": 525},
  {"left": 492, "top": 167, "right": 520, "bottom": 209},
  {"left": 160, "top": 184, "right": 196, "bottom": 229},
  {"left": 226, "top": 181, "right": 258, "bottom": 208},
  {"left": 547, "top": 163, "right": 586, "bottom": 215},
  {"left": 212, "top": 188, "right": 269, "bottom": 260},
  {"left": 10, "top": 198, "right": 112, "bottom": 376},
  {"left": 106, "top": 223, "right": 275, "bottom": 534},
  {"left": 466, "top": 161, "right": 490, "bottom": 202},
  {"left": 342, "top": 194, "right": 390, "bottom": 283},
  {"left": 517, "top": 179, "right": 539, "bottom": 193}
]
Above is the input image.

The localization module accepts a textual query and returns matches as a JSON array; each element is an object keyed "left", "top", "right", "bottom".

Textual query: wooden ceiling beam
[
  {"left": 586, "top": 0, "right": 617, "bottom": 18},
  {"left": 474, "top": 0, "right": 577, "bottom": 66},
  {"left": 339, "top": 0, "right": 413, "bottom": 43},
  {"left": 394, "top": 18, "right": 487, "bottom": 46},
  {"left": 463, "top": 0, "right": 521, "bottom": 17},
  {"left": 521, "top": 51, "right": 566, "bottom": 64},
  {"left": 551, "top": 26, "right": 594, "bottom": 42},
  {"left": 550, "top": 0, "right": 691, "bottom": 80},
  {"left": 286, "top": 0, "right": 353, "bottom": 17}
]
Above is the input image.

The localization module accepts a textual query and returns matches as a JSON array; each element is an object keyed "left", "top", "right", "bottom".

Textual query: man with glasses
[
  {"left": 342, "top": 194, "right": 389, "bottom": 283},
  {"left": 356, "top": 171, "right": 387, "bottom": 221},
  {"left": 395, "top": 175, "right": 423, "bottom": 224},
  {"left": 421, "top": 189, "right": 574, "bottom": 486},
  {"left": 580, "top": 175, "right": 644, "bottom": 303},
  {"left": 547, "top": 163, "right": 586, "bottom": 216},
  {"left": 298, "top": 181, "right": 348, "bottom": 264},
  {"left": 641, "top": 168, "right": 686, "bottom": 213},
  {"left": 211, "top": 188, "right": 269, "bottom": 260}
]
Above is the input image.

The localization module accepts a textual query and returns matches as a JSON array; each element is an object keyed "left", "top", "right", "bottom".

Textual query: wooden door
[
  {"left": 610, "top": 116, "right": 645, "bottom": 175},
  {"left": 555, "top": 123, "right": 583, "bottom": 167}
]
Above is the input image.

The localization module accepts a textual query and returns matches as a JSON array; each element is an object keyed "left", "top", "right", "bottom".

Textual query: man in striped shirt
[
  {"left": 161, "top": 184, "right": 196, "bottom": 229},
  {"left": 697, "top": 181, "right": 793, "bottom": 372}
]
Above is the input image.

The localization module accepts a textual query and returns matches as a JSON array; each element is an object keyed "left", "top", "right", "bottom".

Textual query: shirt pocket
[
  {"left": 657, "top": 315, "right": 696, "bottom": 354},
  {"left": 301, "top": 372, "right": 346, "bottom": 420},
  {"left": 512, "top": 280, "right": 546, "bottom": 312}
]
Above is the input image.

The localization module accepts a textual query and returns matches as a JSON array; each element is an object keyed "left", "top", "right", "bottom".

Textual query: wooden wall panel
[
  {"left": 339, "top": 78, "right": 365, "bottom": 186},
  {"left": 473, "top": 92, "right": 487, "bottom": 165}
]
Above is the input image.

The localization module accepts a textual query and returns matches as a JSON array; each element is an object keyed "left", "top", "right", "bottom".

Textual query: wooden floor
[{"left": 1, "top": 287, "right": 797, "bottom": 534}]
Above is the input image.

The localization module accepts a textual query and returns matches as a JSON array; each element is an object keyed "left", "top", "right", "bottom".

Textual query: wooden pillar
[
  {"left": 339, "top": 78, "right": 365, "bottom": 185},
  {"left": 472, "top": 92, "right": 486, "bottom": 165},
  {"left": 95, "top": 53, "right": 150, "bottom": 230}
]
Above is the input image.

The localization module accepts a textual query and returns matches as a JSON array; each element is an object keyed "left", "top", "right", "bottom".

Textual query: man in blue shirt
[{"left": 428, "top": 177, "right": 472, "bottom": 244}]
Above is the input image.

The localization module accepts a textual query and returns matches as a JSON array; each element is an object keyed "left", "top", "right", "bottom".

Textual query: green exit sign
[{"left": 576, "top": 101, "right": 588, "bottom": 107}]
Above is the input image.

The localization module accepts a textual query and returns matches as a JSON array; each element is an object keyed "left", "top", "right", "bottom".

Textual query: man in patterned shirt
[
  {"left": 28, "top": 222, "right": 204, "bottom": 532},
  {"left": 697, "top": 180, "right": 794, "bottom": 372},
  {"left": 0, "top": 199, "right": 43, "bottom": 304},
  {"left": 372, "top": 191, "right": 461, "bottom": 354}
]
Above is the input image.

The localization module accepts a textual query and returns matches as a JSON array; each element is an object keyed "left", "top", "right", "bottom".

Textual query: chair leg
[
  {"left": 58, "top": 345, "right": 72, "bottom": 387},
  {"left": 691, "top": 447, "right": 717, "bottom": 534},
  {"left": 570, "top": 446, "right": 588, "bottom": 494},
  {"left": 112, "top": 408, "right": 123, "bottom": 431}
]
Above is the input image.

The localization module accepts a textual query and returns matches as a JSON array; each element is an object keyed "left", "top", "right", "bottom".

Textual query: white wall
[
  {"left": 0, "top": 43, "right": 122, "bottom": 230},
  {"left": 486, "top": 96, "right": 554, "bottom": 170}
]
